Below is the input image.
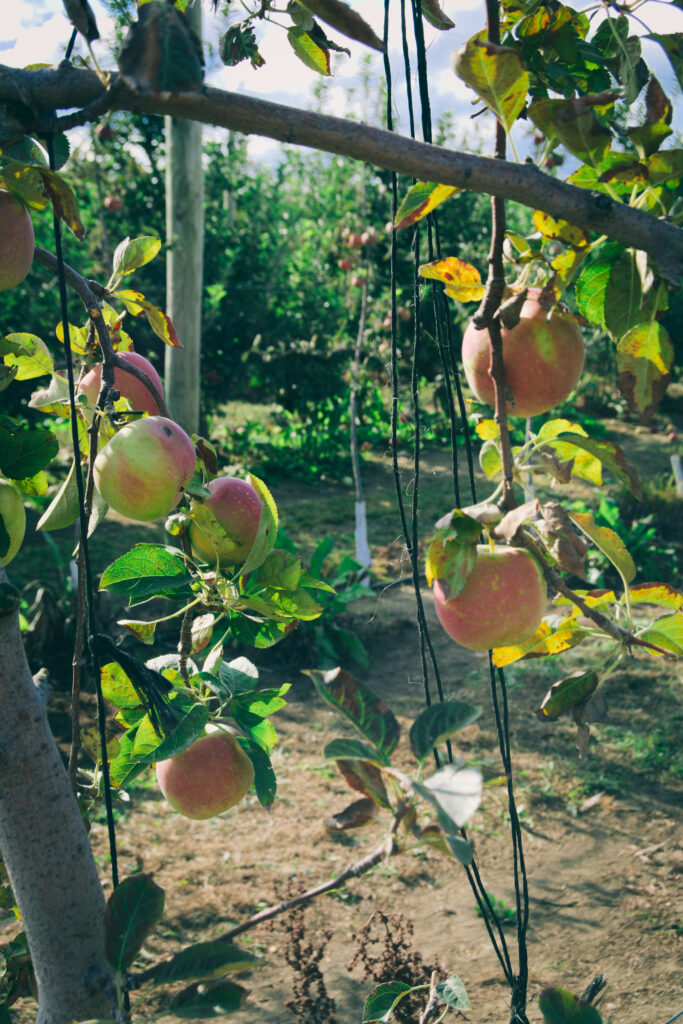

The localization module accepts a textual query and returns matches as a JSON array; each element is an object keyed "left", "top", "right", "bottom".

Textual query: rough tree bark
[
  {"left": 0, "top": 568, "right": 116, "bottom": 1024},
  {"left": 164, "top": 2, "right": 204, "bottom": 435}
]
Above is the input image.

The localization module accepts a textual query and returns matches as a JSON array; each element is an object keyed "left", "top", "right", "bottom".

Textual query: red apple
[
  {"left": 361, "top": 229, "right": 378, "bottom": 245},
  {"left": 93, "top": 416, "right": 196, "bottom": 522},
  {"left": 188, "top": 476, "right": 262, "bottom": 567},
  {"left": 351, "top": 274, "right": 365, "bottom": 288},
  {"left": 104, "top": 195, "right": 124, "bottom": 212},
  {"left": 0, "top": 191, "right": 34, "bottom": 291},
  {"left": 461, "top": 288, "right": 585, "bottom": 418},
  {"left": 382, "top": 315, "right": 392, "bottom": 329},
  {"left": 0, "top": 480, "right": 26, "bottom": 566},
  {"left": 337, "top": 258, "right": 354, "bottom": 271},
  {"left": 432, "top": 546, "right": 546, "bottom": 651},
  {"left": 156, "top": 729, "right": 254, "bottom": 820},
  {"left": 96, "top": 123, "right": 115, "bottom": 141},
  {"left": 78, "top": 351, "right": 164, "bottom": 415},
  {"left": 347, "top": 233, "right": 363, "bottom": 248},
  {"left": 398, "top": 306, "right": 411, "bottom": 322}
]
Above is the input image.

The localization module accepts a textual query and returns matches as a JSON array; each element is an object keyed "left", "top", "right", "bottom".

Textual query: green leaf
[
  {"left": 569, "top": 511, "right": 636, "bottom": 584},
  {"left": 148, "top": 941, "right": 262, "bottom": 987},
  {"left": 616, "top": 321, "right": 674, "bottom": 424},
  {"left": 167, "top": 979, "right": 248, "bottom": 1017},
  {"left": 287, "top": 28, "right": 331, "bottom": 75},
  {"left": 36, "top": 460, "right": 79, "bottom": 532},
  {"left": 363, "top": 981, "right": 412, "bottom": 1023},
  {"left": 104, "top": 874, "right": 165, "bottom": 972},
  {"left": 452, "top": 31, "right": 529, "bottom": 132},
  {"left": 641, "top": 612, "right": 683, "bottom": 656},
  {"left": 119, "top": 618, "right": 157, "bottom": 645},
  {"left": 436, "top": 974, "right": 471, "bottom": 1010},
  {"left": 394, "top": 181, "right": 460, "bottom": 231},
  {"left": 536, "top": 670, "right": 600, "bottom": 721},
  {"left": 307, "top": 667, "right": 400, "bottom": 758},
  {"left": 602, "top": 249, "right": 642, "bottom": 338},
  {"left": 217, "top": 656, "right": 259, "bottom": 696},
  {"left": 37, "top": 165, "right": 84, "bottom": 238},
  {"left": 323, "top": 737, "right": 387, "bottom": 766},
  {"left": 528, "top": 97, "right": 611, "bottom": 165},
  {"left": 425, "top": 533, "right": 477, "bottom": 598},
  {"left": 414, "top": 764, "right": 483, "bottom": 829},
  {"left": 409, "top": 702, "right": 481, "bottom": 764},
  {"left": 99, "top": 544, "right": 192, "bottom": 601},
  {"left": 112, "top": 235, "right": 162, "bottom": 277},
  {"left": 479, "top": 439, "right": 502, "bottom": 479},
  {"left": 575, "top": 245, "right": 623, "bottom": 328},
  {"left": 0, "top": 423, "right": 58, "bottom": 479},
  {"left": 3, "top": 334, "right": 53, "bottom": 380},
  {"left": 101, "top": 662, "right": 143, "bottom": 709},
  {"left": 230, "top": 709, "right": 278, "bottom": 754},
  {"left": 539, "top": 986, "right": 604, "bottom": 1023},
  {"left": 109, "top": 728, "right": 148, "bottom": 788},
  {"left": 239, "top": 737, "right": 276, "bottom": 808},
  {"left": 228, "top": 613, "right": 290, "bottom": 649},
  {"left": 255, "top": 548, "right": 302, "bottom": 590},
  {"left": 240, "top": 473, "right": 279, "bottom": 576},
  {"left": 139, "top": 700, "right": 210, "bottom": 763}
]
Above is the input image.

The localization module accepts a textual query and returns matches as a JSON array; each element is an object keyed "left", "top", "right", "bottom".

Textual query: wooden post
[{"left": 164, "top": 0, "right": 204, "bottom": 435}]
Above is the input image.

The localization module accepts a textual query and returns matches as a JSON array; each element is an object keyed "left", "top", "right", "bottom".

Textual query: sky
[{"left": 1, "top": 0, "right": 682, "bottom": 162}]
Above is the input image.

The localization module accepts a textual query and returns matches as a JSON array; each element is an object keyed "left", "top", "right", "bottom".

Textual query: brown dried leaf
[{"left": 325, "top": 797, "right": 377, "bottom": 830}]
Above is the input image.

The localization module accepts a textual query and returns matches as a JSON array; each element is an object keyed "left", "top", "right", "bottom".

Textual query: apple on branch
[
  {"left": 432, "top": 545, "right": 546, "bottom": 651},
  {"left": 0, "top": 480, "right": 27, "bottom": 566},
  {"left": 462, "top": 287, "right": 585, "bottom": 418},
  {"left": 188, "top": 476, "right": 263, "bottom": 568},
  {"left": 78, "top": 350, "right": 164, "bottom": 415},
  {"left": 156, "top": 728, "right": 254, "bottom": 820},
  {"left": 93, "top": 416, "right": 196, "bottom": 522},
  {"left": 0, "top": 191, "right": 34, "bottom": 291}
]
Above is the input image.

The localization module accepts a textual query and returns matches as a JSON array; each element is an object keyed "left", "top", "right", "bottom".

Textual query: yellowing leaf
[
  {"left": 287, "top": 28, "right": 331, "bottom": 75},
  {"left": 419, "top": 257, "right": 484, "bottom": 302},
  {"left": 55, "top": 321, "right": 89, "bottom": 355},
  {"left": 114, "top": 291, "right": 182, "bottom": 348},
  {"left": 533, "top": 210, "right": 590, "bottom": 248},
  {"left": 617, "top": 321, "right": 674, "bottom": 424},
  {"left": 394, "top": 182, "right": 461, "bottom": 231},
  {"left": 627, "top": 583, "right": 682, "bottom": 610},
  {"left": 452, "top": 32, "right": 529, "bottom": 132},
  {"left": 3, "top": 333, "right": 53, "bottom": 380},
  {"left": 570, "top": 511, "right": 636, "bottom": 585},
  {"left": 492, "top": 622, "right": 552, "bottom": 667},
  {"left": 475, "top": 419, "right": 499, "bottom": 440}
]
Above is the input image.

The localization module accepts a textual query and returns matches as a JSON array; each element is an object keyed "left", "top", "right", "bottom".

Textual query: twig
[
  {"left": 2, "top": 64, "right": 681, "bottom": 279},
  {"left": 419, "top": 971, "right": 440, "bottom": 1024}
]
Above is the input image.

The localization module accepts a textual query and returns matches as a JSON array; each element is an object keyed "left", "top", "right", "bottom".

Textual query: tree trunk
[
  {"left": 164, "top": 1, "right": 204, "bottom": 436},
  {"left": 0, "top": 566, "right": 116, "bottom": 1024}
]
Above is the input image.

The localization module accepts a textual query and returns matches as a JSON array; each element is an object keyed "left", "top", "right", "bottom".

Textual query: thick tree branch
[{"left": 1, "top": 64, "right": 681, "bottom": 281}]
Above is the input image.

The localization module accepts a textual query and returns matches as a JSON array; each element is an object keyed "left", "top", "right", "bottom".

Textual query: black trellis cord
[
  {"left": 399, "top": 0, "right": 416, "bottom": 139},
  {"left": 409, "top": 0, "right": 433, "bottom": 145},
  {"left": 47, "top": 136, "right": 120, "bottom": 892}
]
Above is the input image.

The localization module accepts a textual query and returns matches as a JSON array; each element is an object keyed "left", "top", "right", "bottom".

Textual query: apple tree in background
[{"left": 0, "top": 1, "right": 682, "bottom": 1023}]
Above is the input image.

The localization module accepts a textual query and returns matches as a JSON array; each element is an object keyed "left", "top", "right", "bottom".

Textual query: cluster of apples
[
  {"left": 431, "top": 288, "right": 586, "bottom": 652},
  {"left": 338, "top": 224, "right": 378, "bottom": 289},
  {"left": 0, "top": 191, "right": 35, "bottom": 566}
]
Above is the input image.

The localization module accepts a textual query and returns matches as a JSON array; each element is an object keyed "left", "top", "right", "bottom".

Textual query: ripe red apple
[
  {"left": 0, "top": 480, "right": 26, "bottom": 566},
  {"left": 337, "top": 257, "right": 354, "bottom": 271},
  {"left": 432, "top": 546, "right": 546, "bottom": 651},
  {"left": 461, "top": 288, "right": 585, "bottom": 418},
  {"left": 188, "top": 476, "right": 262, "bottom": 567},
  {"left": 361, "top": 228, "right": 378, "bottom": 245},
  {"left": 347, "top": 233, "right": 363, "bottom": 248},
  {"left": 351, "top": 274, "right": 365, "bottom": 288},
  {"left": 94, "top": 416, "right": 196, "bottom": 522},
  {"left": 96, "top": 123, "right": 115, "bottom": 141},
  {"left": 382, "top": 315, "right": 392, "bottom": 329},
  {"left": 156, "top": 729, "right": 254, "bottom": 820},
  {"left": 398, "top": 306, "right": 411, "bottom": 322},
  {"left": 104, "top": 195, "right": 124, "bottom": 212},
  {"left": 0, "top": 191, "right": 34, "bottom": 291},
  {"left": 78, "top": 351, "right": 164, "bottom": 415}
]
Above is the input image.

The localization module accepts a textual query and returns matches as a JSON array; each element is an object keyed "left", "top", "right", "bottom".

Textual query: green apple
[
  {"left": 432, "top": 545, "right": 546, "bottom": 650},
  {"left": 188, "top": 476, "right": 262, "bottom": 567},
  {"left": 93, "top": 416, "right": 196, "bottom": 522},
  {"left": 156, "top": 730, "right": 254, "bottom": 820},
  {"left": 0, "top": 480, "right": 26, "bottom": 566},
  {"left": 0, "top": 191, "right": 34, "bottom": 291}
]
